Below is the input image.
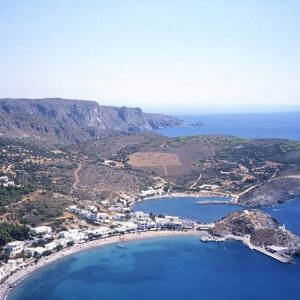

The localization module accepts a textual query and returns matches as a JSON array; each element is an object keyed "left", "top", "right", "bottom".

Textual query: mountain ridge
[{"left": 0, "top": 98, "right": 181, "bottom": 143}]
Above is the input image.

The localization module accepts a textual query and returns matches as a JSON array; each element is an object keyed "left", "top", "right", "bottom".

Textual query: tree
[
  {"left": 42, "top": 250, "right": 52, "bottom": 256},
  {"left": 55, "top": 244, "right": 63, "bottom": 252},
  {"left": 66, "top": 241, "right": 74, "bottom": 247}
]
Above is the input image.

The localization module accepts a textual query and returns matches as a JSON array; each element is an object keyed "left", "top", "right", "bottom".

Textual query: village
[
  {"left": 0, "top": 188, "right": 198, "bottom": 284},
  {"left": 1, "top": 182, "right": 297, "bottom": 286}
]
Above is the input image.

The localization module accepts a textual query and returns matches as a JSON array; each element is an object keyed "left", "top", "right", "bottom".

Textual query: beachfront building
[
  {"left": 136, "top": 221, "right": 148, "bottom": 231},
  {"left": 114, "top": 222, "right": 138, "bottom": 233},
  {"left": 155, "top": 218, "right": 182, "bottom": 230},
  {"left": 58, "top": 229, "right": 86, "bottom": 242},
  {"left": 6, "top": 259, "right": 26, "bottom": 273},
  {"left": 6, "top": 241, "right": 25, "bottom": 257},
  {"left": 131, "top": 211, "right": 149, "bottom": 220},
  {"left": 181, "top": 220, "right": 195, "bottom": 230},
  {"left": 44, "top": 242, "right": 57, "bottom": 251},
  {"left": 140, "top": 188, "right": 157, "bottom": 198},
  {"left": 30, "top": 226, "right": 52, "bottom": 236},
  {"left": 123, "top": 222, "right": 138, "bottom": 232},
  {"left": 88, "top": 227, "right": 111, "bottom": 237},
  {"left": 25, "top": 247, "right": 45, "bottom": 257}
]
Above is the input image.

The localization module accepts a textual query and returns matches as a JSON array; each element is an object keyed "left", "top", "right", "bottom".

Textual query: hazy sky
[{"left": 0, "top": 0, "right": 299, "bottom": 114}]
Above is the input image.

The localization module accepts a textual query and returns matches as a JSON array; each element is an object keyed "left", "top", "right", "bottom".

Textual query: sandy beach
[
  {"left": 134, "top": 191, "right": 237, "bottom": 203},
  {"left": 0, "top": 230, "right": 200, "bottom": 300}
]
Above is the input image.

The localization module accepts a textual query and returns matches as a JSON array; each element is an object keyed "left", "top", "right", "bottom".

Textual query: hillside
[
  {"left": 238, "top": 177, "right": 300, "bottom": 207},
  {"left": 0, "top": 131, "right": 300, "bottom": 226},
  {"left": 0, "top": 98, "right": 182, "bottom": 143}
]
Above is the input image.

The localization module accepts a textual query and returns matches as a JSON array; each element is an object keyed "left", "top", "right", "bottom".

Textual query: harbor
[{"left": 200, "top": 234, "right": 292, "bottom": 263}]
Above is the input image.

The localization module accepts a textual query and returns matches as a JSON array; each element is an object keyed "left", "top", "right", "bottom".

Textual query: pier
[
  {"left": 196, "top": 200, "right": 236, "bottom": 205},
  {"left": 200, "top": 234, "right": 292, "bottom": 263}
]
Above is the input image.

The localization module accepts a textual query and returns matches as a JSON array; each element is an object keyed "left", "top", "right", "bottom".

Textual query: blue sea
[
  {"left": 10, "top": 197, "right": 300, "bottom": 300},
  {"left": 9, "top": 236, "right": 300, "bottom": 300},
  {"left": 9, "top": 112, "right": 300, "bottom": 300},
  {"left": 155, "top": 112, "right": 300, "bottom": 140},
  {"left": 132, "top": 196, "right": 243, "bottom": 223}
]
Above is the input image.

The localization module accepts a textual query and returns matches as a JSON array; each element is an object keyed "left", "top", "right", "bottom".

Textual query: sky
[{"left": 0, "top": 0, "right": 300, "bottom": 114}]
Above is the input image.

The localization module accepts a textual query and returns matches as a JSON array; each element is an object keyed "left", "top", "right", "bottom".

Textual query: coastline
[
  {"left": 0, "top": 230, "right": 200, "bottom": 300},
  {"left": 134, "top": 191, "right": 238, "bottom": 204}
]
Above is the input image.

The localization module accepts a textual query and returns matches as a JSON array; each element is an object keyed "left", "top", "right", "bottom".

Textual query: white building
[
  {"left": 68, "top": 205, "right": 80, "bottom": 214},
  {"left": 25, "top": 247, "right": 45, "bottom": 257},
  {"left": 87, "top": 205, "right": 98, "bottom": 213},
  {"left": 0, "top": 267, "right": 6, "bottom": 281},
  {"left": 88, "top": 227, "right": 111, "bottom": 237},
  {"left": 86, "top": 212, "right": 109, "bottom": 222},
  {"left": 58, "top": 229, "right": 86, "bottom": 242},
  {"left": 44, "top": 242, "right": 57, "bottom": 251},
  {"left": 132, "top": 211, "right": 149, "bottom": 220},
  {"left": 140, "top": 188, "right": 157, "bottom": 198},
  {"left": 136, "top": 221, "right": 148, "bottom": 231},
  {"left": 114, "top": 226, "right": 126, "bottom": 233},
  {"left": 30, "top": 226, "right": 52, "bottom": 235},
  {"left": 6, "top": 241, "right": 25, "bottom": 257},
  {"left": 122, "top": 222, "right": 138, "bottom": 232},
  {"left": 6, "top": 259, "right": 25, "bottom": 272},
  {"left": 3, "top": 181, "right": 15, "bottom": 187},
  {"left": 165, "top": 215, "right": 180, "bottom": 222},
  {"left": 113, "top": 213, "right": 125, "bottom": 221},
  {"left": 0, "top": 176, "right": 9, "bottom": 182}
]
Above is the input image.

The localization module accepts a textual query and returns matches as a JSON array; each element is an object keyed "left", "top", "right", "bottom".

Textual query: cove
[{"left": 8, "top": 236, "right": 300, "bottom": 300}]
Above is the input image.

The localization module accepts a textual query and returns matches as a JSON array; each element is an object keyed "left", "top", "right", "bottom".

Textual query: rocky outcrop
[
  {"left": 211, "top": 209, "right": 300, "bottom": 255},
  {"left": 0, "top": 98, "right": 181, "bottom": 143},
  {"left": 238, "top": 177, "right": 300, "bottom": 207},
  {"left": 145, "top": 113, "right": 182, "bottom": 129}
]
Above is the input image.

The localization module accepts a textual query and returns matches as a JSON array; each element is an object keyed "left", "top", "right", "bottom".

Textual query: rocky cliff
[
  {"left": 145, "top": 113, "right": 182, "bottom": 129},
  {"left": 0, "top": 98, "right": 181, "bottom": 143},
  {"left": 211, "top": 209, "right": 300, "bottom": 255}
]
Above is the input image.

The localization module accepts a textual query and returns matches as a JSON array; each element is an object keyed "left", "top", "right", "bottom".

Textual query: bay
[
  {"left": 8, "top": 237, "right": 300, "bottom": 300},
  {"left": 132, "top": 196, "right": 242, "bottom": 223}
]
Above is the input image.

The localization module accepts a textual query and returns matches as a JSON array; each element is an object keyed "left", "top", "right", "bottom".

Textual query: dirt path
[
  {"left": 1, "top": 163, "right": 17, "bottom": 177},
  {"left": 269, "top": 174, "right": 300, "bottom": 181},
  {"left": 73, "top": 163, "right": 83, "bottom": 190},
  {"left": 237, "top": 184, "right": 260, "bottom": 198},
  {"left": 163, "top": 164, "right": 168, "bottom": 176},
  {"left": 189, "top": 173, "right": 202, "bottom": 189}
]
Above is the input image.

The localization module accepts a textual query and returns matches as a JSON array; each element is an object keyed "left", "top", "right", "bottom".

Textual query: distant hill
[{"left": 0, "top": 98, "right": 181, "bottom": 143}]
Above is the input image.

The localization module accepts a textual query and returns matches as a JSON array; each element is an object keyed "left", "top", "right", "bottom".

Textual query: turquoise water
[
  {"left": 155, "top": 112, "right": 300, "bottom": 140},
  {"left": 9, "top": 197, "right": 300, "bottom": 300},
  {"left": 8, "top": 237, "right": 300, "bottom": 300}
]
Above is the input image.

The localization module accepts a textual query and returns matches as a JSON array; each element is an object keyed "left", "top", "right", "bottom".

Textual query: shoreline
[
  {"left": 0, "top": 230, "right": 200, "bottom": 300},
  {"left": 134, "top": 191, "right": 239, "bottom": 204}
]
